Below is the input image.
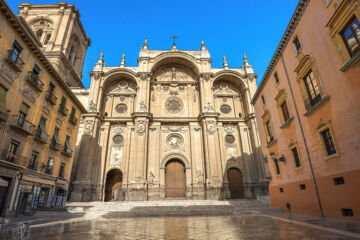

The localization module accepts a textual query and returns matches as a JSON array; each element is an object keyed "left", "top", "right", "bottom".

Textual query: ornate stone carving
[
  {"left": 113, "top": 126, "right": 126, "bottom": 134},
  {"left": 113, "top": 134, "right": 124, "bottom": 145},
  {"left": 111, "top": 147, "right": 122, "bottom": 165},
  {"left": 115, "top": 103, "right": 127, "bottom": 113},
  {"left": 140, "top": 73, "right": 148, "bottom": 81},
  {"left": 204, "top": 102, "right": 215, "bottom": 112},
  {"left": 225, "top": 134, "right": 235, "bottom": 145},
  {"left": 148, "top": 170, "right": 155, "bottom": 183},
  {"left": 22, "top": 85, "right": 38, "bottom": 104},
  {"left": 197, "top": 170, "right": 204, "bottom": 183},
  {"left": 207, "top": 120, "right": 216, "bottom": 135},
  {"left": 139, "top": 101, "right": 147, "bottom": 112},
  {"left": 119, "top": 80, "right": 128, "bottom": 88},
  {"left": 166, "top": 134, "right": 184, "bottom": 150},
  {"left": 136, "top": 120, "right": 146, "bottom": 136},
  {"left": 0, "top": 62, "right": 19, "bottom": 82},
  {"left": 220, "top": 104, "right": 231, "bottom": 114},
  {"left": 88, "top": 100, "right": 97, "bottom": 112},
  {"left": 84, "top": 120, "right": 94, "bottom": 135},
  {"left": 91, "top": 72, "right": 102, "bottom": 80},
  {"left": 165, "top": 97, "right": 183, "bottom": 114}
]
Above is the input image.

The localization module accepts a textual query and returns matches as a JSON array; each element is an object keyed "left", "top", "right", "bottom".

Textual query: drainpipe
[
  {"left": 280, "top": 55, "right": 324, "bottom": 217},
  {"left": 0, "top": 49, "right": 35, "bottom": 147}
]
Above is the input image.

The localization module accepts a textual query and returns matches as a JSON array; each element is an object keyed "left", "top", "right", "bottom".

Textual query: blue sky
[{"left": 9, "top": 0, "right": 299, "bottom": 88}]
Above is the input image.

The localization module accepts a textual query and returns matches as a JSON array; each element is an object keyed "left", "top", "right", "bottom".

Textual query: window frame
[
  {"left": 292, "top": 36, "right": 302, "bottom": 55},
  {"left": 303, "top": 70, "right": 321, "bottom": 106},
  {"left": 340, "top": 16, "right": 360, "bottom": 57},
  {"left": 316, "top": 120, "right": 338, "bottom": 159}
]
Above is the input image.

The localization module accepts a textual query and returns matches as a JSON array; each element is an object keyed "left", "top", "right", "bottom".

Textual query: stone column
[
  {"left": 127, "top": 112, "right": 152, "bottom": 200},
  {"left": 200, "top": 112, "right": 223, "bottom": 199}
]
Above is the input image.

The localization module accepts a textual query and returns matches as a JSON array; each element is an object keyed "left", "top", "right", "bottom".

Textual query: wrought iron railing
[
  {"left": 9, "top": 115, "right": 35, "bottom": 135},
  {"left": 50, "top": 138, "right": 62, "bottom": 151},
  {"left": 34, "top": 128, "right": 49, "bottom": 143},
  {"left": 45, "top": 90, "right": 57, "bottom": 105},
  {"left": 6, "top": 49, "right": 24, "bottom": 72},
  {"left": 25, "top": 72, "right": 44, "bottom": 92}
]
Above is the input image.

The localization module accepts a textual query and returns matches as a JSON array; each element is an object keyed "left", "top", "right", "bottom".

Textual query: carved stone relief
[
  {"left": 136, "top": 120, "right": 146, "bottom": 136},
  {"left": 111, "top": 147, "right": 122, "bottom": 165},
  {"left": 166, "top": 134, "right": 184, "bottom": 150},
  {"left": 165, "top": 97, "right": 183, "bottom": 114},
  {"left": 83, "top": 120, "right": 94, "bottom": 135},
  {"left": 207, "top": 120, "right": 216, "bottom": 135}
]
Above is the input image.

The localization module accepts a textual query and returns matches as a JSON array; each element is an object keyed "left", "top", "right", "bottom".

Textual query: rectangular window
[
  {"left": 36, "top": 117, "right": 47, "bottom": 140},
  {"left": 341, "top": 17, "right": 360, "bottom": 56},
  {"left": 321, "top": 129, "right": 337, "bottom": 156},
  {"left": 48, "top": 82, "right": 55, "bottom": 95},
  {"left": 303, "top": 70, "right": 321, "bottom": 106},
  {"left": 58, "top": 163, "right": 65, "bottom": 178},
  {"left": 70, "top": 107, "right": 76, "bottom": 118},
  {"left": 291, "top": 147, "right": 301, "bottom": 168},
  {"left": 60, "top": 96, "right": 67, "bottom": 110},
  {"left": 274, "top": 73, "right": 280, "bottom": 84},
  {"left": 9, "top": 41, "right": 23, "bottom": 63},
  {"left": 32, "top": 65, "right": 41, "bottom": 76},
  {"left": 45, "top": 157, "right": 55, "bottom": 174},
  {"left": 299, "top": 184, "right": 306, "bottom": 190},
  {"left": 266, "top": 120, "right": 273, "bottom": 143},
  {"left": 279, "top": 188, "right": 284, "bottom": 193},
  {"left": 274, "top": 160, "right": 280, "bottom": 175},
  {"left": 18, "top": 102, "right": 29, "bottom": 127},
  {"left": 28, "top": 151, "right": 39, "bottom": 170},
  {"left": 342, "top": 209, "right": 354, "bottom": 217},
  {"left": 280, "top": 102, "right": 290, "bottom": 122},
  {"left": 293, "top": 36, "right": 302, "bottom": 54},
  {"left": 333, "top": 177, "right": 345, "bottom": 185},
  {"left": 7, "top": 140, "right": 19, "bottom": 163}
]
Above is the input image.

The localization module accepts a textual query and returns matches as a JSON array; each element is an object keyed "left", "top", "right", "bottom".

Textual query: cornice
[{"left": 251, "top": 0, "right": 310, "bottom": 104}]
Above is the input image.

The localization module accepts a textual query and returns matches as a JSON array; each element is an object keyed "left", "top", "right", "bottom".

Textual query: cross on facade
[{"left": 170, "top": 34, "right": 178, "bottom": 47}]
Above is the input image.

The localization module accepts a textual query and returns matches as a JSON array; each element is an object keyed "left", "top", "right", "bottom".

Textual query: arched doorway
[
  {"left": 105, "top": 169, "right": 122, "bottom": 202},
  {"left": 227, "top": 168, "right": 244, "bottom": 199},
  {"left": 165, "top": 160, "right": 186, "bottom": 198}
]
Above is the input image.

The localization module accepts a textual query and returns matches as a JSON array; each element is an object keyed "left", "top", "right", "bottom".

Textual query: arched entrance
[
  {"left": 105, "top": 169, "right": 122, "bottom": 202},
  {"left": 227, "top": 168, "right": 244, "bottom": 199},
  {"left": 165, "top": 160, "right": 186, "bottom": 198}
]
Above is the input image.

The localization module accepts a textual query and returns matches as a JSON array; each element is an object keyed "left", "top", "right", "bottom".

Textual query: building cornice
[
  {"left": 251, "top": 0, "right": 310, "bottom": 104},
  {"left": 0, "top": 0, "right": 87, "bottom": 113}
]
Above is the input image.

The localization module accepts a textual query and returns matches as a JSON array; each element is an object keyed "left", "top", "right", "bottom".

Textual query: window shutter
[
  {"left": 54, "top": 128, "right": 61, "bottom": 144},
  {"left": 65, "top": 136, "right": 70, "bottom": 147},
  {"left": 39, "top": 118, "right": 48, "bottom": 139},
  {"left": 0, "top": 85, "right": 7, "bottom": 114}
]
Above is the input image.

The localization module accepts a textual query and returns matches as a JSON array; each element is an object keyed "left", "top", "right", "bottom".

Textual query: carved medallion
[
  {"left": 166, "top": 134, "right": 184, "bottom": 150},
  {"left": 220, "top": 104, "right": 231, "bottom": 114},
  {"left": 115, "top": 104, "right": 127, "bottom": 114},
  {"left": 165, "top": 97, "right": 183, "bottom": 114},
  {"left": 84, "top": 120, "right": 94, "bottom": 135},
  {"left": 119, "top": 80, "right": 128, "bottom": 88},
  {"left": 225, "top": 134, "right": 235, "bottom": 144},
  {"left": 136, "top": 120, "right": 146, "bottom": 136},
  {"left": 113, "top": 134, "right": 124, "bottom": 145},
  {"left": 207, "top": 120, "right": 216, "bottom": 135}
]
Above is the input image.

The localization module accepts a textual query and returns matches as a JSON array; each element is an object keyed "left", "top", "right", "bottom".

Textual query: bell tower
[{"left": 18, "top": 2, "right": 91, "bottom": 87}]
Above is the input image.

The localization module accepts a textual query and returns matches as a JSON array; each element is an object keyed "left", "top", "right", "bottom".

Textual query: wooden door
[
  {"left": 165, "top": 161, "right": 186, "bottom": 198},
  {"left": 228, "top": 168, "right": 244, "bottom": 199}
]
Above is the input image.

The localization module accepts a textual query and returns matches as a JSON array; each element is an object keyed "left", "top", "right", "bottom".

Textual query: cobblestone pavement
[{"left": 5, "top": 200, "right": 360, "bottom": 240}]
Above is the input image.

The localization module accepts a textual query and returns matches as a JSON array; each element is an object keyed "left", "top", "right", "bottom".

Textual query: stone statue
[
  {"left": 139, "top": 101, "right": 147, "bottom": 112},
  {"left": 204, "top": 102, "right": 215, "bottom": 112},
  {"left": 171, "top": 67, "right": 176, "bottom": 81}
]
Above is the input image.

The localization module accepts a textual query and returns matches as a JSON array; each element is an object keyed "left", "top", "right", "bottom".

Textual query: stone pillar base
[{"left": 70, "top": 183, "right": 102, "bottom": 202}]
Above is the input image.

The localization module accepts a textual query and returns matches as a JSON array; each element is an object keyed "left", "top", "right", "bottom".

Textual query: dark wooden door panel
[
  {"left": 228, "top": 168, "right": 244, "bottom": 199},
  {"left": 165, "top": 161, "right": 186, "bottom": 198}
]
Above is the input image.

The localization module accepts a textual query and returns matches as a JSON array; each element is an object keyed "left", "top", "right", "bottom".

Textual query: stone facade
[{"left": 71, "top": 40, "right": 270, "bottom": 201}]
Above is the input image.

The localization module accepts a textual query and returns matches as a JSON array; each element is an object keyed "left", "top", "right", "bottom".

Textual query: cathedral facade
[{"left": 70, "top": 40, "right": 270, "bottom": 201}]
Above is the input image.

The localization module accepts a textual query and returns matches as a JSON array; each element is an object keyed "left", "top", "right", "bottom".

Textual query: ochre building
[
  {"left": 0, "top": 1, "right": 88, "bottom": 216},
  {"left": 70, "top": 40, "right": 270, "bottom": 201},
  {"left": 252, "top": 0, "right": 360, "bottom": 220}
]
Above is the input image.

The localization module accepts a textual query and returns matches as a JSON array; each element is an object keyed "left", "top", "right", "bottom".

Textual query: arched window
[{"left": 44, "top": 33, "right": 51, "bottom": 45}]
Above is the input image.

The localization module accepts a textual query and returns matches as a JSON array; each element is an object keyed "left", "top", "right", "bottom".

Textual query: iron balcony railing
[
  {"left": 9, "top": 115, "right": 35, "bottom": 135},
  {"left": 0, "top": 149, "right": 27, "bottom": 167},
  {"left": 34, "top": 128, "right": 49, "bottom": 144},
  {"left": 50, "top": 138, "right": 62, "bottom": 151},
  {"left": 45, "top": 90, "right": 58, "bottom": 105},
  {"left": 58, "top": 105, "right": 69, "bottom": 116},
  {"left": 25, "top": 72, "right": 44, "bottom": 92},
  {"left": 6, "top": 49, "right": 24, "bottom": 72},
  {"left": 68, "top": 115, "right": 78, "bottom": 125},
  {"left": 62, "top": 145, "right": 73, "bottom": 157}
]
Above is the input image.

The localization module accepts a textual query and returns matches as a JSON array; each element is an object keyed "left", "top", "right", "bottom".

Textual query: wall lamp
[{"left": 269, "top": 152, "right": 286, "bottom": 165}]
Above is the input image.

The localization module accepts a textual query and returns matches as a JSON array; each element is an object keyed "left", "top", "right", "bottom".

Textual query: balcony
[
  {"left": 25, "top": 72, "right": 44, "bottom": 92},
  {"left": 68, "top": 115, "right": 78, "bottom": 125},
  {"left": 34, "top": 128, "right": 49, "bottom": 144},
  {"left": 9, "top": 115, "right": 35, "bottom": 135},
  {"left": 5, "top": 49, "right": 24, "bottom": 72},
  {"left": 50, "top": 138, "right": 62, "bottom": 151},
  {"left": 45, "top": 90, "right": 58, "bottom": 105},
  {"left": 62, "top": 146, "right": 73, "bottom": 157},
  {"left": 58, "top": 106, "right": 69, "bottom": 116},
  {"left": 0, "top": 149, "right": 26, "bottom": 166}
]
